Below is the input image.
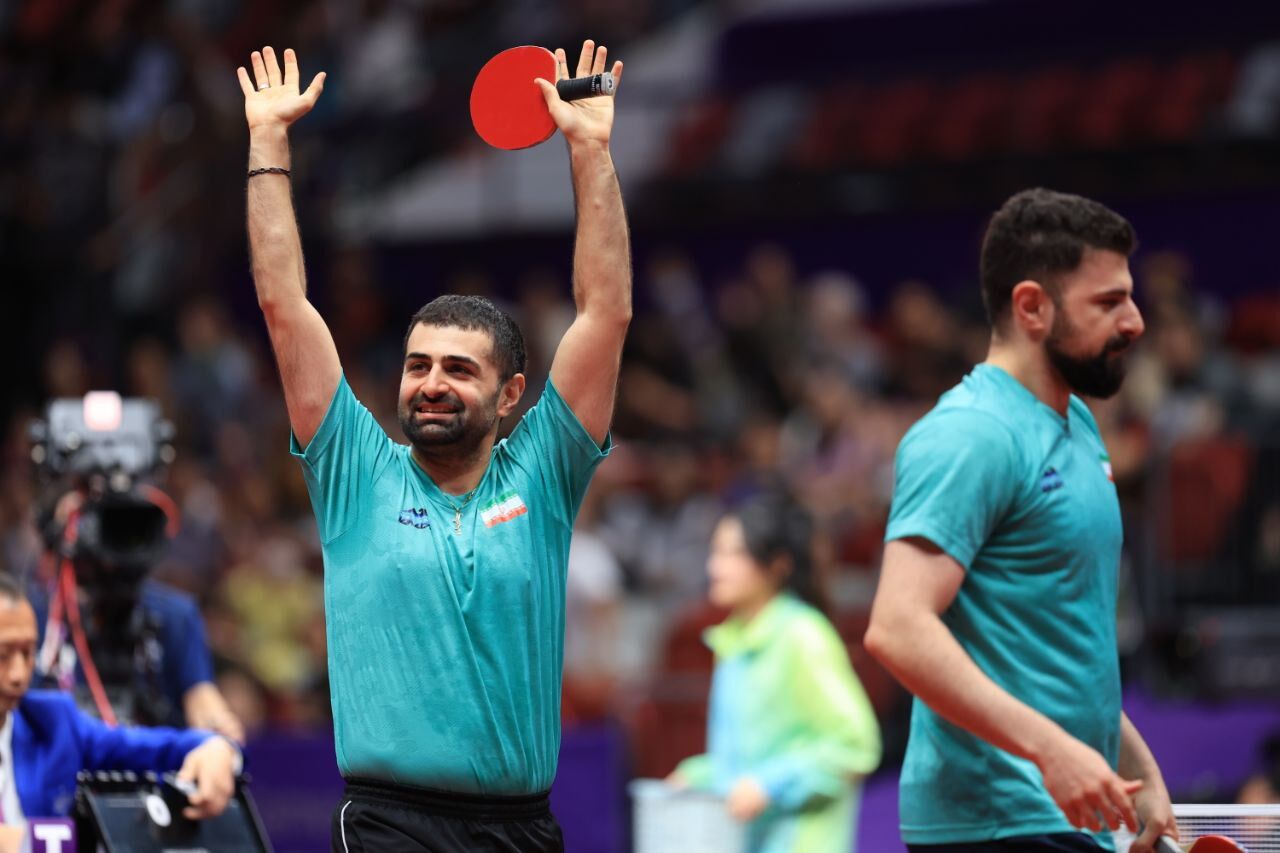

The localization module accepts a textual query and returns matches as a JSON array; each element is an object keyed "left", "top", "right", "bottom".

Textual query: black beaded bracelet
[{"left": 247, "top": 166, "right": 291, "bottom": 179}]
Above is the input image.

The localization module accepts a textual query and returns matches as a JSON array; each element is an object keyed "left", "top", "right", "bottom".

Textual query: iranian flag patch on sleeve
[{"left": 481, "top": 491, "right": 528, "bottom": 528}]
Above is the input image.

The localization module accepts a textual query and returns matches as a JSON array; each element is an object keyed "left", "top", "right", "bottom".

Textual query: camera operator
[
  {"left": 32, "top": 489, "right": 244, "bottom": 743},
  {"left": 28, "top": 394, "right": 242, "bottom": 744},
  {"left": 0, "top": 572, "right": 238, "bottom": 850}
]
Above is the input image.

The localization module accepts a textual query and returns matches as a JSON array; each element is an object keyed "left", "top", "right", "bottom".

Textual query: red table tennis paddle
[
  {"left": 1158, "top": 835, "right": 1248, "bottom": 852},
  {"left": 1187, "top": 838, "right": 1247, "bottom": 852},
  {"left": 470, "top": 45, "right": 616, "bottom": 150}
]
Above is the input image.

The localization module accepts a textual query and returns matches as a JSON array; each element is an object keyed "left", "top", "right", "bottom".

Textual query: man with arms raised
[
  {"left": 237, "top": 42, "right": 628, "bottom": 852},
  {"left": 866, "top": 189, "right": 1178, "bottom": 853}
]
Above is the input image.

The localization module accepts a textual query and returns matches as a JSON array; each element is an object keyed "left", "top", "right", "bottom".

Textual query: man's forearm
[
  {"left": 247, "top": 125, "right": 308, "bottom": 308},
  {"left": 568, "top": 141, "right": 631, "bottom": 321},
  {"left": 184, "top": 681, "right": 245, "bottom": 744},
  {"left": 237, "top": 46, "right": 340, "bottom": 445},
  {"left": 867, "top": 610, "right": 1067, "bottom": 766}
]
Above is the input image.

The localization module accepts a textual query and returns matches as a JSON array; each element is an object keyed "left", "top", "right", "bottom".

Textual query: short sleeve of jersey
[
  {"left": 500, "top": 380, "right": 612, "bottom": 524},
  {"left": 885, "top": 407, "right": 1025, "bottom": 569},
  {"left": 289, "top": 376, "right": 399, "bottom": 544}
]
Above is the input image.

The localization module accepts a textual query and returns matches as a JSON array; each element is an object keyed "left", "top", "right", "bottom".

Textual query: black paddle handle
[{"left": 556, "top": 73, "right": 615, "bottom": 101}]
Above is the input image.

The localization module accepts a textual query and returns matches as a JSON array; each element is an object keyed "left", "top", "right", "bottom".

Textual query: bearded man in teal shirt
[
  {"left": 866, "top": 189, "right": 1179, "bottom": 853},
  {"left": 238, "top": 40, "right": 629, "bottom": 852}
]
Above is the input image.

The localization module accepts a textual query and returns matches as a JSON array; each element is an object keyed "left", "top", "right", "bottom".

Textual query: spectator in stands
[
  {"left": 214, "top": 526, "right": 323, "bottom": 721},
  {"left": 562, "top": 486, "right": 624, "bottom": 720},
  {"left": 802, "top": 270, "right": 884, "bottom": 394},
  {"left": 600, "top": 441, "right": 720, "bottom": 606},
  {"left": 1238, "top": 731, "right": 1280, "bottom": 804},
  {"left": 780, "top": 361, "right": 888, "bottom": 558},
  {"left": 881, "top": 278, "right": 969, "bottom": 401},
  {"left": 669, "top": 489, "right": 881, "bottom": 852}
]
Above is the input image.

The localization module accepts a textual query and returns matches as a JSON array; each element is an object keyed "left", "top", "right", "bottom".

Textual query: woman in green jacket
[{"left": 670, "top": 490, "right": 882, "bottom": 852}]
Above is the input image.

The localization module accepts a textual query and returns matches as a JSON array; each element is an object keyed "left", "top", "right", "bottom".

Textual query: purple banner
[
  {"left": 244, "top": 724, "right": 629, "bottom": 853},
  {"left": 244, "top": 730, "right": 344, "bottom": 853}
]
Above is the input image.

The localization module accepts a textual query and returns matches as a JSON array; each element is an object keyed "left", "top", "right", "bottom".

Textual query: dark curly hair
[
  {"left": 980, "top": 188, "right": 1136, "bottom": 326},
  {"left": 403, "top": 295, "right": 527, "bottom": 382}
]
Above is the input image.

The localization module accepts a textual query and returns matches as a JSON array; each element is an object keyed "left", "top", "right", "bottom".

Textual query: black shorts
[
  {"left": 331, "top": 777, "right": 564, "bottom": 853},
  {"left": 908, "top": 834, "right": 1106, "bottom": 852}
]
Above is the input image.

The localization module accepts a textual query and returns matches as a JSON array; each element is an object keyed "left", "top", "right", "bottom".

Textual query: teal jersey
[
  {"left": 885, "top": 364, "right": 1122, "bottom": 846},
  {"left": 675, "top": 595, "right": 882, "bottom": 853},
  {"left": 291, "top": 377, "right": 610, "bottom": 794}
]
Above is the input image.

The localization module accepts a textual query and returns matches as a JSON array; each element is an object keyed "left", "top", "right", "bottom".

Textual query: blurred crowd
[
  {"left": 3, "top": 234, "right": 1278, "bottom": 746},
  {"left": 1, "top": 0, "right": 1279, "bottom": 775},
  {"left": 0, "top": 0, "right": 696, "bottom": 414}
]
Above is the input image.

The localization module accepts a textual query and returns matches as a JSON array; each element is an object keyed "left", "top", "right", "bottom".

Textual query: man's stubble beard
[{"left": 398, "top": 389, "right": 501, "bottom": 458}]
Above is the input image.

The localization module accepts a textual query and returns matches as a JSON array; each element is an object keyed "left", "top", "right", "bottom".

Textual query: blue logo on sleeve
[
  {"left": 1040, "top": 468, "right": 1064, "bottom": 493},
  {"left": 398, "top": 508, "right": 431, "bottom": 529}
]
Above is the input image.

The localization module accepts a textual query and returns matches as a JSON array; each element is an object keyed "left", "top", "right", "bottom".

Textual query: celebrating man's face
[{"left": 399, "top": 324, "right": 505, "bottom": 455}]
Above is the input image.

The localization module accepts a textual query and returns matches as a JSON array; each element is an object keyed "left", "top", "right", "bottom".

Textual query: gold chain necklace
[{"left": 443, "top": 488, "right": 478, "bottom": 535}]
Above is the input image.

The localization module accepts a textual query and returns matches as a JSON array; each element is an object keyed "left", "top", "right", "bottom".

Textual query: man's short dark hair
[
  {"left": 0, "top": 572, "right": 26, "bottom": 605},
  {"left": 980, "top": 188, "right": 1136, "bottom": 326},
  {"left": 403, "top": 295, "right": 527, "bottom": 382}
]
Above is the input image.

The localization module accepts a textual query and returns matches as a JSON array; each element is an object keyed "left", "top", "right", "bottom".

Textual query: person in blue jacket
[{"left": 0, "top": 571, "right": 238, "bottom": 837}]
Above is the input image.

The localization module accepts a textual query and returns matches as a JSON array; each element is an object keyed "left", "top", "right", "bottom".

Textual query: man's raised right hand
[{"left": 236, "top": 46, "right": 325, "bottom": 131}]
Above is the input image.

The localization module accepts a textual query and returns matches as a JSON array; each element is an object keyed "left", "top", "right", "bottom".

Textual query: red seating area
[
  {"left": 662, "top": 97, "right": 737, "bottom": 177},
  {"left": 665, "top": 51, "right": 1238, "bottom": 176},
  {"left": 1008, "top": 67, "right": 1084, "bottom": 153},
  {"left": 931, "top": 73, "right": 1014, "bottom": 162},
  {"left": 1163, "top": 436, "right": 1254, "bottom": 566}
]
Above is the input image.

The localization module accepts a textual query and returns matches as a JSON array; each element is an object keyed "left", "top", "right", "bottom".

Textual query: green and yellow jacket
[{"left": 676, "top": 594, "right": 882, "bottom": 852}]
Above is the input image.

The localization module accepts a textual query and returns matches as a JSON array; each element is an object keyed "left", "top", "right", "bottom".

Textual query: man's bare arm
[
  {"left": 1119, "top": 713, "right": 1179, "bottom": 852},
  {"left": 537, "top": 42, "right": 631, "bottom": 445},
  {"left": 183, "top": 681, "right": 245, "bottom": 744},
  {"left": 239, "top": 46, "right": 340, "bottom": 448},
  {"left": 865, "top": 538, "right": 1141, "bottom": 833}
]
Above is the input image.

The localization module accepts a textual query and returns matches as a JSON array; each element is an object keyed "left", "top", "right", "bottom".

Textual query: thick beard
[
  {"left": 398, "top": 390, "right": 499, "bottom": 456},
  {"left": 1045, "top": 315, "right": 1131, "bottom": 399}
]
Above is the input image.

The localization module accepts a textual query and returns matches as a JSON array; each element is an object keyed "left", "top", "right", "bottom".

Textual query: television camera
[{"left": 29, "top": 391, "right": 179, "bottom": 726}]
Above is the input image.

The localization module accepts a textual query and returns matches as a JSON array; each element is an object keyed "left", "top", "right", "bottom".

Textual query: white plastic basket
[
  {"left": 629, "top": 779, "right": 747, "bottom": 853},
  {"left": 1112, "top": 804, "right": 1280, "bottom": 852}
]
